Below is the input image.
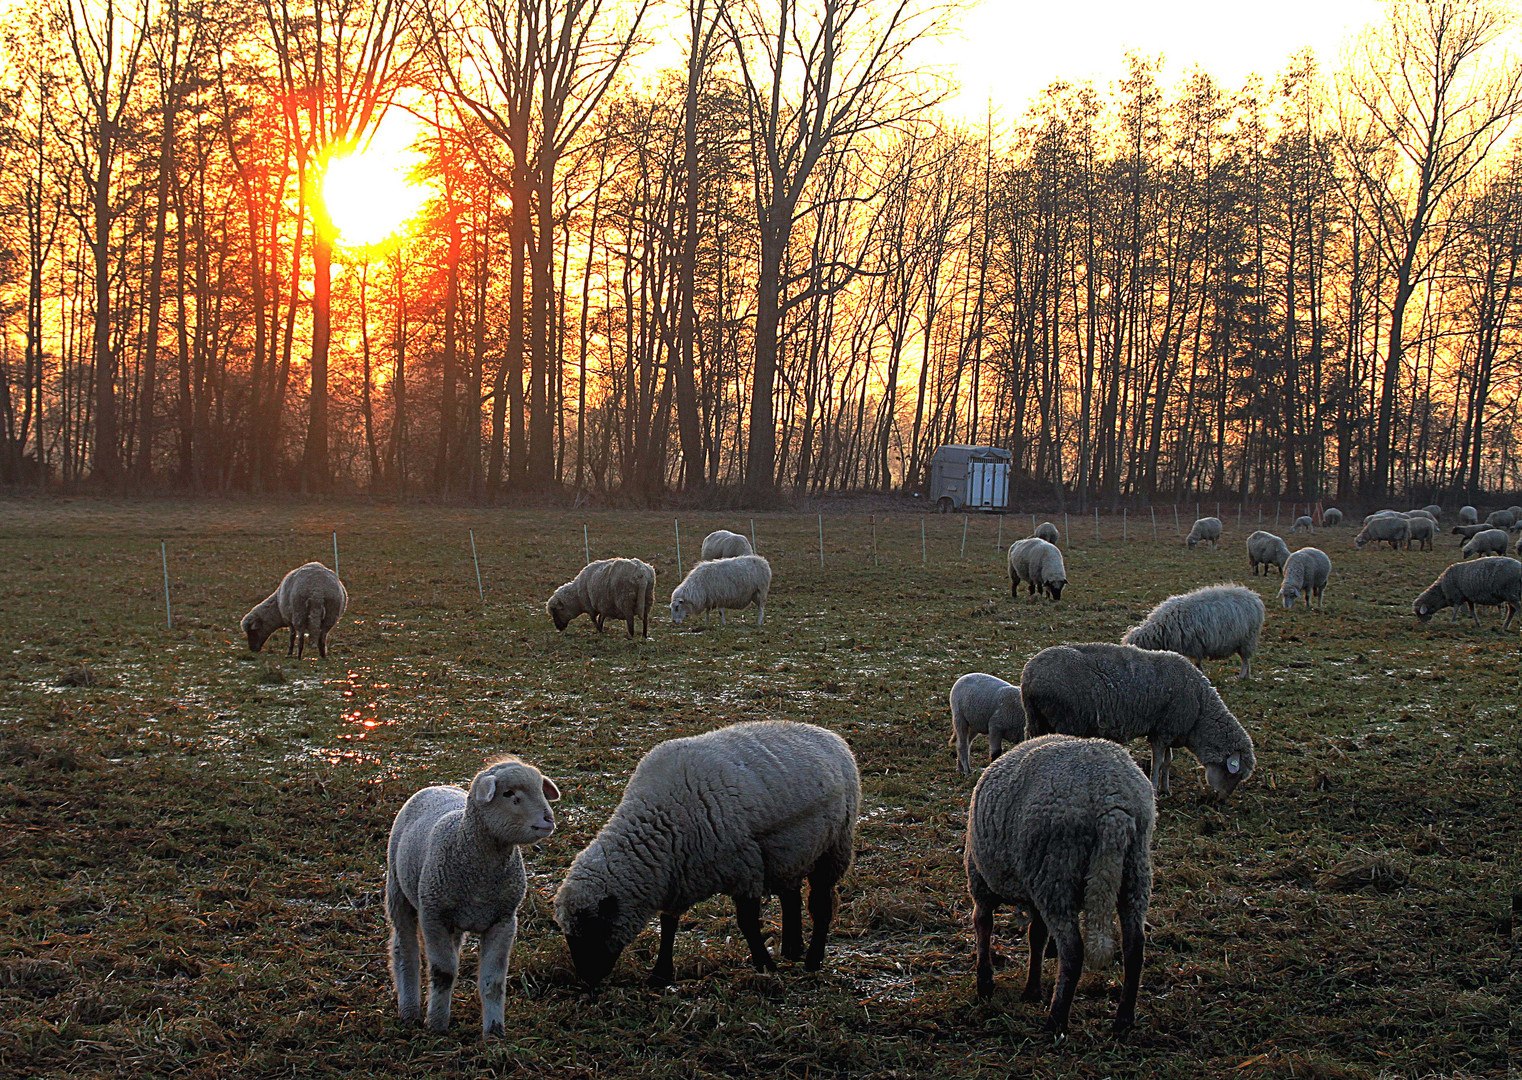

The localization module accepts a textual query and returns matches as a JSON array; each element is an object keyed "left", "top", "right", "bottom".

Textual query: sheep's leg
[
  {"left": 317, "top": 629, "right": 329, "bottom": 659},
  {"left": 804, "top": 864, "right": 841, "bottom": 971},
  {"left": 720, "top": 609, "right": 727, "bottom": 626},
  {"left": 1021, "top": 909, "right": 1046, "bottom": 1003},
  {"left": 386, "top": 889, "right": 422, "bottom": 1023},
  {"left": 477, "top": 915, "right": 516, "bottom": 1038},
  {"left": 973, "top": 896, "right": 998, "bottom": 999},
  {"left": 1469, "top": 602, "right": 1481, "bottom": 627},
  {"left": 1503, "top": 602, "right": 1517, "bottom": 630},
  {"left": 955, "top": 728, "right": 971, "bottom": 775},
  {"left": 1148, "top": 739, "right": 1170, "bottom": 795},
  {"left": 756, "top": 597, "right": 765, "bottom": 627},
  {"left": 625, "top": 615, "right": 635, "bottom": 638},
  {"left": 286, "top": 629, "right": 296, "bottom": 657},
  {"left": 593, "top": 613, "right": 604, "bottom": 633},
  {"left": 1238, "top": 653, "right": 1251, "bottom": 680},
  {"left": 1043, "top": 921, "right": 1084, "bottom": 1037},
  {"left": 296, "top": 631, "right": 306, "bottom": 660},
  {"left": 733, "top": 895, "right": 775, "bottom": 972},
  {"left": 648, "top": 910, "right": 680, "bottom": 987},
  {"left": 420, "top": 918, "right": 464, "bottom": 1034},
  {"left": 988, "top": 729, "right": 1003, "bottom": 763},
  {"left": 779, "top": 884, "right": 805, "bottom": 963},
  {"left": 1010, "top": 577, "right": 1018, "bottom": 599},
  {"left": 1114, "top": 881, "right": 1147, "bottom": 1032}
]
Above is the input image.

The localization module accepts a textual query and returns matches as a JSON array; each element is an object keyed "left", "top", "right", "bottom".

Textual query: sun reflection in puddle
[{"left": 338, "top": 668, "right": 396, "bottom": 740}]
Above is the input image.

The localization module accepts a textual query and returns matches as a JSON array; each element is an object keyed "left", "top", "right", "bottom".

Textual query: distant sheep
[
  {"left": 1186, "top": 517, "right": 1223, "bottom": 549},
  {"left": 1406, "top": 514, "right": 1437, "bottom": 551},
  {"left": 1413, "top": 557, "right": 1521, "bottom": 628},
  {"left": 1462, "top": 529, "right": 1509, "bottom": 559},
  {"left": 1279, "top": 548, "right": 1331, "bottom": 611},
  {"left": 1032, "top": 521, "right": 1060, "bottom": 544},
  {"left": 1008, "top": 537, "right": 1067, "bottom": 601},
  {"left": 949, "top": 673, "right": 1027, "bottom": 775},
  {"left": 1421, "top": 504, "right": 1443, "bottom": 519},
  {"left": 1458, "top": 505, "right": 1479, "bottom": 525},
  {"left": 1322, "top": 508, "right": 1343, "bottom": 526},
  {"left": 670, "top": 555, "right": 771, "bottom": 627},
  {"left": 1246, "top": 530, "right": 1290, "bottom": 576},
  {"left": 241, "top": 561, "right": 347, "bottom": 659},
  {"left": 547, "top": 558, "right": 656, "bottom": 638},
  {"left": 1452, "top": 523, "right": 1496, "bottom": 543},
  {"left": 1291, "top": 516, "right": 1313, "bottom": 534},
  {"left": 1122, "top": 583, "right": 1266, "bottom": 680},
  {"left": 1408, "top": 509, "right": 1437, "bottom": 523},
  {"left": 1356, "top": 515, "right": 1410, "bottom": 551},
  {"left": 700, "top": 530, "right": 754, "bottom": 561},
  {"left": 966, "top": 735, "right": 1154, "bottom": 1036},
  {"left": 1485, "top": 509, "right": 1518, "bottom": 529}
]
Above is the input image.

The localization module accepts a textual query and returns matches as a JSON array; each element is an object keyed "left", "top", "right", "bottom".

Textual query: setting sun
[{"left": 322, "top": 128, "right": 430, "bottom": 248}]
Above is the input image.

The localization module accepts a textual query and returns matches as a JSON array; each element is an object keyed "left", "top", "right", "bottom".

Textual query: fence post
[
  {"left": 1275, "top": 502, "right": 1280, "bottom": 527},
  {"left": 961, "top": 515, "right": 968, "bottom": 559},
  {"left": 1216, "top": 501, "right": 1221, "bottom": 521},
  {"left": 675, "top": 519, "right": 683, "bottom": 578},
  {"left": 583, "top": 524, "right": 590, "bottom": 566},
  {"left": 161, "top": 542, "right": 172, "bottom": 630},
  {"left": 871, "top": 516, "right": 878, "bottom": 566},
  {"left": 818, "top": 514, "right": 825, "bottom": 569},
  {"left": 1175, "top": 504, "right": 1180, "bottom": 533},
  {"left": 750, "top": 518, "right": 756, "bottom": 553},
  {"left": 1123, "top": 508, "right": 1128, "bottom": 541},
  {"left": 1151, "top": 506, "right": 1157, "bottom": 540},
  {"left": 1064, "top": 511, "right": 1069, "bottom": 540},
  {"left": 1237, "top": 503, "right": 1242, "bottom": 529},
  {"left": 333, "top": 531, "right": 340, "bottom": 577},
  {"left": 1094, "top": 507, "right": 1099, "bottom": 539},
  {"left": 997, "top": 516, "right": 1003, "bottom": 552},
  {"left": 922, "top": 519, "right": 927, "bottom": 566},
  {"left": 470, "top": 530, "right": 484, "bottom": 600}
]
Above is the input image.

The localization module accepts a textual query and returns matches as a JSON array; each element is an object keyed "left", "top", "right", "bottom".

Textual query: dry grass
[{"left": 0, "top": 499, "right": 1512, "bottom": 1079}]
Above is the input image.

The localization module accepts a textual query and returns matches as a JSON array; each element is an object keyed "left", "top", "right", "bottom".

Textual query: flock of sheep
[{"left": 229, "top": 502, "right": 1520, "bottom": 1042}]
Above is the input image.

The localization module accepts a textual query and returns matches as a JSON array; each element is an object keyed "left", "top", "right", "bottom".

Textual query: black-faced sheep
[
  {"left": 240, "top": 561, "right": 347, "bottom": 659},
  {"left": 1007, "top": 537, "right": 1067, "bottom": 601}
]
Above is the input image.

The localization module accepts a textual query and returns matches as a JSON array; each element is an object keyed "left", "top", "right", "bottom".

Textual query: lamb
[
  {"left": 1458, "top": 505, "right": 1480, "bottom": 525},
  {"left": 669, "top": 554, "right": 771, "bottom": 626},
  {"left": 554, "top": 720, "right": 859, "bottom": 987},
  {"left": 966, "top": 734, "right": 1154, "bottom": 1036},
  {"left": 1322, "top": 508, "right": 1343, "bottom": 526},
  {"left": 949, "top": 673, "right": 1027, "bottom": 775},
  {"left": 1355, "top": 514, "right": 1410, "bottom": 550},
  {"left": 1032, "top": 521, "right": 1060, "bottom": 544},
  {"left": 240, "top": 561, "right": 347, "bottom": 659},
  {"left": 1020, "top": 642, "right": 1256, "bottom": 797},
  {"left": 700, "top": 529, "right": 754, "bottom": 561},
  {"left": 547, "top": 557, "right": 656, "bottom": 638},
  {"left": 1485, "top": 509, "right": 1518, "bottom": 529},
  {"left": 1291, "top": 516, "right": 1314, "bottom": 534},
  {"left": 386, "top": 756, "right": 560, "bottom": 1036},
  {"left": 1246, "top": 530, "right": 1290, "bottom": 576},
  {"left": 1462, "top": 529, "right": 1509, "bottom": 559},
  {"left": 1413, "top": 557, "right": 1521, "bottom": 628},
  {"left": 1406, "top": 514, "right": 1437, "bottom": 551},
  {"left": 1185, "top": 516, "right": 1223, "bottom": 549},
  {"left": 1121, "top": 583, "right": 1265, "bottom": 680},
  {"left": 1007, "top": 537, "right": 1067, "bottom": 601},
  {"left": 1278, "top": 547, "right": 1331, "bottom": 610}
]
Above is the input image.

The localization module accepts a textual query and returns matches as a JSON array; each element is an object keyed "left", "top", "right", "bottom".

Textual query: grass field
[{"left": 0, "top": 499, "right": 1512, "bottom": 1079}]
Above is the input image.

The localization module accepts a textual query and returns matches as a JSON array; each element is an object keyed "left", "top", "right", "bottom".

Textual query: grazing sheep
[
  {"left": 1462, "top": 529, "right": 1509, "bottom": 559},
  {"left": 1485, "top": 509, "right": 1518, "bottom": 529},
  {"left": 1021, "top": 643, "right": 1255, "bottom": 797},
  {"left": 1121, "top": 583, "right": 1265, "bottom": 680},
  {"left": 1246, "top": 530, "right": 1290, "bottom": 576},
  {"left": 1452, "top": 522, "right": 1496, "bottom": 543},
  {"left": 1279, "top": 547, "right": 1332, "bottom": 611},
  {"left": 1420, "top": 505, "right": 1443, "bottom": 519},
  {"left": 1406, "top": 514, "right": 1437, "bottom": 551},
  {"left": 1291, "top": 516, "right": 1314, "bottom": 534},
  {"left": 1322, "top": 508, "right": 1343, "bottom": 526},
  {"left": 240, "top": 561, "right": 347, "bottom": 659},
  {"left": 700, "top": 529, "right": 754, "bottom": 561},
  {"left": 1413, "top": 557, "right": 1521, "bottom": 628},
  {"left": 1032, "top": 521, "right": 1060, "bottom": 544},
  {"left": 1185, "top": 517, "right": 1223, "bottom": 549},
  {"left": 547, "top": 558, "right": 656, "bottom": 639},
  {"left": 1458, "top": 505, "right": 1480, "bottom": 525},
  {"left": 1356, "top": 514, "right": 1410, "bottom": 551},
  {"left": 1008, "top": 538, "right": 1067, "bottom": 601},
  {"left": 554, "top": 720, "right": 859, "bottom": 987},
  {"left": 949, "top": 673, "right": 1027, "bottom": 775},
  {"left": 386, "top": 757, "right": 560, "bottom": 1036},
  {"left": 669, "top": 555, "right": 771, "bottom": 627},
  {"left": 967, "top": 734, "right": 1154, "bottom": 1037}
]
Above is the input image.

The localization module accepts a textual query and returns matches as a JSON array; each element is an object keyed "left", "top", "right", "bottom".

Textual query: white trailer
[{"left": 927, "top": 445, "right": 1011, "bottom": 513}]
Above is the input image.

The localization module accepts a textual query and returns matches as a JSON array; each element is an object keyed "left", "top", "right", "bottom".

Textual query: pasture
[{"left": 0, "top": 500, "right": 1511, "bottom": 1079}]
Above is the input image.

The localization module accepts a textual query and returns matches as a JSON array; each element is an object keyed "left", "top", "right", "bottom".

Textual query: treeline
[{"left": 3, "top": 0, "right": 1522, "bottom": 504}]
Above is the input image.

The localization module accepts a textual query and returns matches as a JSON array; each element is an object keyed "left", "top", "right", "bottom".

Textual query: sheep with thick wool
[
  {"left": 1121, "top": 583, "right": 1265, "bottom": 680},
  {"left": 1413, "top": 557, "right": 1522, "bottom": 628},
  {"left": 1278, "top": 547, "right": 1331, "bottom": 610},
  {"left": 1291, "top": 516, "right": 1314, "bottom": 534},
  {"left": 949, "top": 672, "right": 1027, "bottom": 775},
  {"left": 1008, "top": 537, "right": 1067, "bottom": 601},
  {"left": 554, "top": 720, "right": 859, "bottom": 987},
  {"left": 669, "top": 554, "right": 771, "bottom": 626},
  {"left": 1485, "top": 509, "right": 1518, "bottom": 529},
  {"left": 1356, "top": 514, "right": 1410, "bottom": 550},
  {"left": 1462, "top": 529, "right": 1509, "bottom": 559},
  {"left": 240, "top": 561, "right": 347, "bottom": 659},
  {"left": 1186, "top": 517, "right": 1223, "bottom": 549},
  {"left": 1021, "top": 642, "right": 1255, "bottom": 797},
  {"left": 966, "top": 734, "right": 1155, "bottom": 1036},
  {"left": 1406, "top": 514, "right": 1437, "bottom": 551},
  {"left": 547, "top": 558, "right": 655, "bottom": 638},
  {"left": 1322, "top": 508, "right": 1343, "bottom": 526},
  {"left": 700, "top": 529, "right": 754, "bottom": 561},
  {"left": 1421, "top": 504, "right": 1443, "bottom": 518},
  {"left": 1032, "top": 521, "right": 1060, "bottom": 544},
  {"left": 1458, "top": 505, "right": 1480, "bottom": 525},
  {"left": 1246, "top": 530, "right": 1290, "bottom": 575},
  {"left": 386, "top": 756, "right": 560, "bottom": 1036}
]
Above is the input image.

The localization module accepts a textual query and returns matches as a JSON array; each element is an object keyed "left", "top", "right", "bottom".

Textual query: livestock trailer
[{"left": 927, "top": 445, "right": 1011, "bottom": 512}]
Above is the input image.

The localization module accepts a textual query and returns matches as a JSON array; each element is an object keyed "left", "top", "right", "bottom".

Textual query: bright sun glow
[{"left": 322, "top": 117, "right": 431, "bottom": 248}]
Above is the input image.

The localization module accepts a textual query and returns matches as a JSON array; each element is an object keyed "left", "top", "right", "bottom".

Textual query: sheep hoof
[
  {"left": 483, "top": 1021, "right": 504, "bottom": 1039},
  {"left": 976, "top": 973, "right": 996, "bottom": 999},
  {"left": 647, "top": 966, "right": 675, "bottom": 988},
  {"left": 1020, "top": 986, "right": 1042, "bottom": 1004},
  {"left": 1111, "top": 1015, "right": 1135, "bottom": 1034}
]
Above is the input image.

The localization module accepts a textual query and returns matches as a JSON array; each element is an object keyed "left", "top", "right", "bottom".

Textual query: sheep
[
  {"left": 1355, "top": 514, "right": 1410, "bottom": 551},
  {"left": 949, "top": 673, "right": 1027, "bottom": 775},
  {"left": 1246, "top": 530, "right": 1290, "bottom": 576},
  {"left": 1322, "top": 508, "right": 1343, "bottom": 526},
  {"left": 1007, "top": 537, "right": 1067, "bottom": 601},
  {"left": 1032, "top": 521, "right": 1060, "bottom": 544},
  {"left": 1185, "top": 517, "right": 1223, "bottom": 549},
  {"left": 1413, "top": 557, "right": 1521, "bottom": 628},
  {"left": 1291, "top": 516, "right": 1314, "bottom": 534},
  {"left": 1406, "top": 514, "right": 1437, "bottom": 551},
  {"left": 1362, "top": 509, "right": 1403, "bottom": 526},
  {"left": 700, "top": 529, "right": 754, "bottom": 561},
  {"left": 1420, "top": 505, "right": 1443, "bottom": 519},
  {"left": 1278, "top": 547, "right": 1332, "bottom": 610},
  {"left": 669, "top": 554, "right": 771, "bottom": 627},
  {"left": 1458, "top": 505, "right": 1480, "bottom": 525},
  {"left": 554, "top": 720, "right": 859, "bottom": 987},
  {"left": 1462, "top": 529, "right": 1509, "bottom": 559},
  {"left": 1452, "top": 522, "right": 1497, "bottom": 543},
  {"left": 1121, "top": 583, "right": 1265, "bottom": 680},
  {"left": 547, "top": 558, "right": 656, "bottom": 639},
  {"left": 240, "top": 561, "right": 347, "bottom": 659},
  {"left": 386, "top": 756, "right": 560, "bottom": 1036},
  {"left": 1021, "top": 643, "right": 1255, "bottom": 797},
  {"left": 966, "top": 734, "right": 1154, "bottom": 1036},
  {"left": 1485, "top": 509, "right": 1518, "bottom": 529}
]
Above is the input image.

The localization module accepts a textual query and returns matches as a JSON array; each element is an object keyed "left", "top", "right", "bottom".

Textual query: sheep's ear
[
  {"left": 541, "top": 776, "right": 561, "bottom": 801},
  {"left": 1226, "top": 754, "right": 1241, "bottom": 775},
  {"left": 474, "top": 774, "right": 498, "bottom": 804}
]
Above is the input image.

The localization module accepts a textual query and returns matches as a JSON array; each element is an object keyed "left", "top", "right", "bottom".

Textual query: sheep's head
[
  {"left": 1203, "top": 744, "right": 1255, "bottom": 797},
  {"left": 241, "top": 611, "right": 276, "bottom": 652},
  {"left": 468, "top": 758, "right": 559, "bottom": 846},
  {"left": 1279, "top": 583, "right": 1301, "bottom": 610},
  {"left": 669, "top": 595, "right": 694, "bottom": 625},
  {"left": 1354, "top": 534, "right": 1368, "bottom": 549},
  {"left": 559, "top": 894, "right": 625, "bottom": 987},
  {"left": 546, "top": 592, "right": 575, "bottom": 632},
  {"left": 1045, "top": 579, "right": 1067, "bottom": 601},
  {"left": 1186, "top": 536, "right": 1198, "bottom": 549}
]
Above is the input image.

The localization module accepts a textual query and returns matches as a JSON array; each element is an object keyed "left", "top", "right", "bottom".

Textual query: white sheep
[
  {"left": 1458, "top": 505, "right": 1480, "bottom": 525},
  {"left": 1032, "top": 521, "right": 1060, "bottom": 544},
  {"left": 949, "top": 672, "right": 1027, "bottom": 775},
  {"left": 1405, "top": 514, "right": 1437, "bottom": 551},
  {"left": 700, "top": 529, "right": 754, "bottom": 561},
  {"left": 1485, "top": 509, "right": 1518, "bottom": 529},
  {"left": 1322, "top": 508, "right": 1343, "bottom": 526},
  {"left": 547, "top": 558, "right": 656, "bottom": 638},
  {"left": 554, "top": 720, "right": 859, "bottom": 987},
  {"left": 1185, "top": 517, "right": 1223, "bottom": 549},
  {"left": 240, "top": 561, "right": 347, "bottom": 659},
  {"left": 966, "top": 734, "right": 1154, "bottom": 1036},
  {"left": 1121, "top": 583, "right": 1265, "bottom": 680},
  {"left": 1246, "top": 530, "right": 1290, "bottom": 576},
  {"left": 386, "top": 757, "right": 560, "bottom": 1036},
  {"left": 1413, "top": 557, "right": 1521, "bottom": 628},
  {"left": 1007, "top": 537, "right": 1067, "bottom": 601},
  {"left": 1421, "top": 504, "right": 1443, "bottom": 519},
  {"left": 1291, "top": 515, "right": 1313, "bottom": 534},
  {"left": 1408, "top": 509, "right": 1437, "bottom": 523},
  {"left": 1278, "top": 547, "right": 1332, "bottom": 611},
  {"left": 1462, "top": 529, "right": 1509, "bottom": 559},
  {"left": 669, "top": 554, "right": 771, "bottom": 626},
  {"left": 1355, "top": 514, "right": 1410, "bottom": 550},
  {"left": 1021, "top": 642, "right": 1256, "bottom": 797}
]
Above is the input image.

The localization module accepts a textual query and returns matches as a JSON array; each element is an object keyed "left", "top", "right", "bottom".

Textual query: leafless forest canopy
[{"left": 4, "top": 0, "right": 1522, "bottom": 504}]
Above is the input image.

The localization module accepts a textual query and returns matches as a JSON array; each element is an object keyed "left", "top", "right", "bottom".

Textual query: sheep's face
[
  {"left": 547, "top": 595, "right": 574, "bottom": 632},
  {"left": 1204, "top": 748, "right": 1254, "bottom": 797},
  {"left": 241, "top": 612, "right": 276, "bottom": 652},
  {"left": 1413, "top": 601, "right": 1434, "bottom": 623},
  {"left": 470, "top": 762, "right": 560, "bottom": 845},
  {"left": 669, "top": 597, "right": 693, "bottom": 625},
  {"left": 562, "top": 895, "right": 624, "bottom": 986},
  {"left": 1186, "top": 536, "right": 1198, "bottom": 549},
  {"left": 1045, "top": 580, "right": 1066, "bottom": 601},
  {"left": 1280, "top": 586, "right": 1300, "bottom": 610},
  {"left": 1354, "top": 535, "right": 1368, "bottom": 549}
]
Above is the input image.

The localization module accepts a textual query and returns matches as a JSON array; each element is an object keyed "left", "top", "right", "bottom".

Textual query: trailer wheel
[{"left": 937, "top": 497, "right": 954, "bottom": 514}]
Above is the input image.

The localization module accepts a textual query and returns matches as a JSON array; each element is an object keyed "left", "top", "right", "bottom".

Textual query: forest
[{"left": 3, "top": 0, "right": 1522, "bottom": 505}]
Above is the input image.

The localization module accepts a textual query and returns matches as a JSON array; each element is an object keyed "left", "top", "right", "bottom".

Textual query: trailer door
[{"left": 992, "top": 462, "right": 1008, "bottom": 510}]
